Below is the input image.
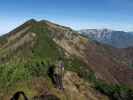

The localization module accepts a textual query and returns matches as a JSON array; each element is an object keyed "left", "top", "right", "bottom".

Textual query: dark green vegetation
[
  {"left": 81, "top": 70, "right": 133, "bottom": 100},
  {"left": 95, "top": 82, "right": 133, "bottom": 100},
  {"left": 29, "top": 22, "right": 60, "bottom": 60}
]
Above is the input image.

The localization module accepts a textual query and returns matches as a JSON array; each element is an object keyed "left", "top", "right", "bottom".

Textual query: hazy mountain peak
[{"left": 80, "top": 29, "right": 133, "bottom": 48}]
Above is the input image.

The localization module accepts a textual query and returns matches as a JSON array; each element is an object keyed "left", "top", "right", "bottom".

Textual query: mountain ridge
[
  {"left": 0, "top": 19, "right": 133, "bottom": 85},
  {"left": 79, "top": 29, "right": 133, "bottom": 48},
  {"left": 0, "top": 19, "right": 133, "bottom": 100}
]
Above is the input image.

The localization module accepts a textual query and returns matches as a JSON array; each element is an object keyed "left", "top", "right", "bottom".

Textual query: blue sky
[{"left": 0, "top": 0, "right": 133, "bottom": 34}]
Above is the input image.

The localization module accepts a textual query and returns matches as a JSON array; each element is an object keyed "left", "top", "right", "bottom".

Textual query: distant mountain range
[{"left": 79, "top": 29, "right": 133, "bottom": 48}]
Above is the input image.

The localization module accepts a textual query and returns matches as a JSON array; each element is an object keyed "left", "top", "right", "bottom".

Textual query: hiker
[
  {"left": 10, "top": 91, "right": 28, "bottom": 100},
  {"left": 54, "top": 58, "right": 64, "bottom": 90},
  {"left": 48, "top": 64, "right": 56, "bottom": 85}
]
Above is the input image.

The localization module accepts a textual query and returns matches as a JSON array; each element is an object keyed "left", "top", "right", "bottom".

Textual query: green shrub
[
  {"left": 26, "top": 59, "right": 48, "bottom": 77},
  {"left": 0, "top": 63, "right": 31, "bottom": 88},
  {"left": 94, "top": 80, "right": 133, "bottom": 100},
  {"left": 0, "top": 59, "right": 48, "bottom": 89}
]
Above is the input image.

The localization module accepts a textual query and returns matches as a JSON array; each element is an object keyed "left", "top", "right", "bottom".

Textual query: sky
[{"left": 0, "top": 0, "right": 133, "bottom": 35}]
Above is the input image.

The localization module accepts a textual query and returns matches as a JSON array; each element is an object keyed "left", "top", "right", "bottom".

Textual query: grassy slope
[
  {"left": 0, "top": 20, "right": 132, "bottom": 100},
  {"left": 0, "top": 21, "right": 88, "bottom": 99}
]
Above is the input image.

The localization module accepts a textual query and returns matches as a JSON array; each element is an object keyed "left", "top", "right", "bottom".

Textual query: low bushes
[{"left": 94, "top": 81, "right": 133, "bottom": 100}]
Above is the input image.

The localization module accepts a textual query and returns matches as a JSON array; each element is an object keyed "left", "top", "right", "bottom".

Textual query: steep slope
[
  {"left": 0, "top": 19, "right": 133, "bottom": 99},
  {"left": 80, "top": 29, "right": 133, "bottom": 48},
  {"left": 0, "top": 19, "right": 99, "bottom": 99},
  {"left": 47, "top": 24, "right": 133, "bottom": 86}
]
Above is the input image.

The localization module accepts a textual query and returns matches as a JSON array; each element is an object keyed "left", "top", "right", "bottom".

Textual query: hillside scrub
[{"left": 83, "top": 71, "right": 133, "bottom": 100}]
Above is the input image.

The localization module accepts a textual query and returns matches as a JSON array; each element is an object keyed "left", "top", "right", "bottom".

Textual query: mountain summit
[{"left": 0, "top": 19, "right": 133, "bottom": 100}]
